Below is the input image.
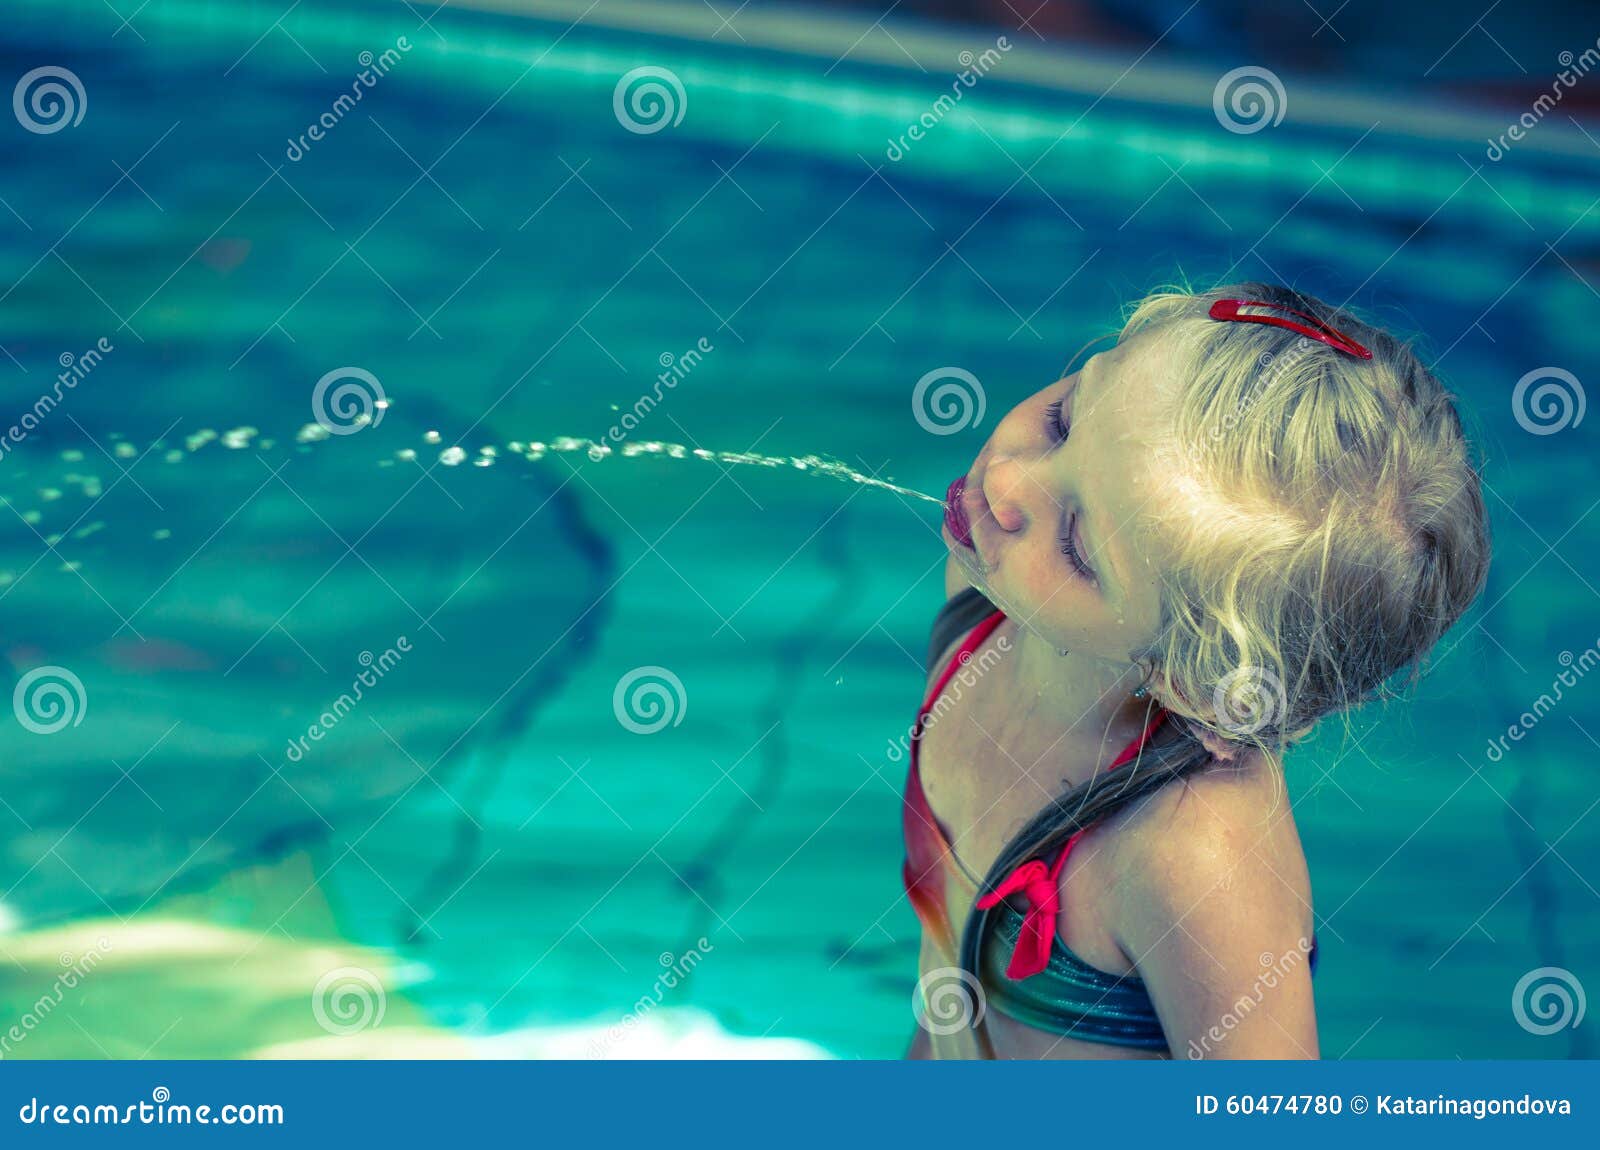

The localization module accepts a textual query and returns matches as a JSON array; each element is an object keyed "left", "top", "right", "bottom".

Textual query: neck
[{"left": 1005, "top": 624, "right": 1155, "bottom": 786}]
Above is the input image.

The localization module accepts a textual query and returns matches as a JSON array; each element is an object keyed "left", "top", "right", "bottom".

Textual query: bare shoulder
[
  {"left": 1098, "top": 754, "right": 1320, "bottom": 1058},
  {"left": 1104, "top": 752, "right": 1312, "bottom": 922}
]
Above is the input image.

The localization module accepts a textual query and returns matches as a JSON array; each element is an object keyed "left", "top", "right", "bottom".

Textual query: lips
[{"left": 944, "top": 476, "right": 974, "bottom": 548}]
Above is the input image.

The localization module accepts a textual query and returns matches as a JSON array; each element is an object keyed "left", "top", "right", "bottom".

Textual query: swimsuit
[{"left": 902, "top": 587, "right": 1317, "bottom": 1055}]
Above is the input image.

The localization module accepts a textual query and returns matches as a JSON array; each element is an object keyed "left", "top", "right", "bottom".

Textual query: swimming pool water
[{"left": 1, "top": 0, "right": 1596, "bottom": 1058}]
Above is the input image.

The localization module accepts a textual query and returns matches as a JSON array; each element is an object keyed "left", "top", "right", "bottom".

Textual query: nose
[{"left": 981, "top": 455, "right": 1030, "bottom": 533}]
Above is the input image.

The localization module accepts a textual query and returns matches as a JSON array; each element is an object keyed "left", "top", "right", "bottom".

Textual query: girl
[{"left": 903, "top": 282, "right": 1489, "bottom": 1059}]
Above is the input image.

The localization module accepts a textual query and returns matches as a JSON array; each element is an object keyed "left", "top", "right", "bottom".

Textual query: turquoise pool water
[{"left": 1, "top": 0, "right": 1596, "bottom": 1058}]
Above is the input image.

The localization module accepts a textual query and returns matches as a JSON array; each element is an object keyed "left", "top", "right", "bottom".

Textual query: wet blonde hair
[
  {"left": 959, "top": 281, "right": 1490, "bottom": 1040},
  {"left": 1122, "top": 281, "right": 1490, "bottom": 754}
]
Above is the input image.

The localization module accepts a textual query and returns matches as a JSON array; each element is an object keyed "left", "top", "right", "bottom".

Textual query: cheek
[{"left": 1004, "top": 542, "right": 1097, "bottom": 630}]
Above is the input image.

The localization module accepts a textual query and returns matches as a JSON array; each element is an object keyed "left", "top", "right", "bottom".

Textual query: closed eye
[
  {"left": 1060, "top": 513, "right": 1097, "bottom": 583},
  {"left": 1042, "top": 397, "right": 1070, "bottom": 443}
]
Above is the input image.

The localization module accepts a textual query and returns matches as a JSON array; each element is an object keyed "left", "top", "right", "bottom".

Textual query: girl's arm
[{"left": 1111, "top": 770, "right": 1320, "bottom": 1060}]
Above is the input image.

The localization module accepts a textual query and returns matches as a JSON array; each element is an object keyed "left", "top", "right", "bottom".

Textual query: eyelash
[
  {"left": 1042, "top": 398, "right": 1070, "bottom": 443},
  {"left": 1042, "top": 396, "right": 1095, "bottom": 582},
  {"left": 1060, "top": 517, "right": 1095, "bottom": 582}
]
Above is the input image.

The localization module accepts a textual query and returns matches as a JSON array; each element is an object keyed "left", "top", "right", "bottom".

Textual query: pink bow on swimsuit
[{"left": 975, "top": 832, "right": 1081, "bottom": 980}]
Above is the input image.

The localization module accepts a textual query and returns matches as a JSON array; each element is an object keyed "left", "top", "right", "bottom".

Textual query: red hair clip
[{"left": 1208, "top": 298, "right": 1372, "bottom": 360}]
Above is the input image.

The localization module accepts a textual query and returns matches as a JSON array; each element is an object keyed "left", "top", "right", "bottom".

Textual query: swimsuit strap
[
  {"left": 912, "top": 599, "right": 1170, "bottom": 981},
  {"left": 975, "top": 701, "right": 1168, "bottom": 981},
  {"left": 918, "top": 608, "right": 1006, "bottom": 719}
]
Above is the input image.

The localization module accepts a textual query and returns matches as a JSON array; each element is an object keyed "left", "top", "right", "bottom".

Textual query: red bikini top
[{"left": 910, "top": 608, "right": 1167, "bottom": 979}]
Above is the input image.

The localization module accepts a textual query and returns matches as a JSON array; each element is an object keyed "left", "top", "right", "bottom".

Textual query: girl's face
[{"left": 943, "top": 335, "right": 1177, "bottom": 663}]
